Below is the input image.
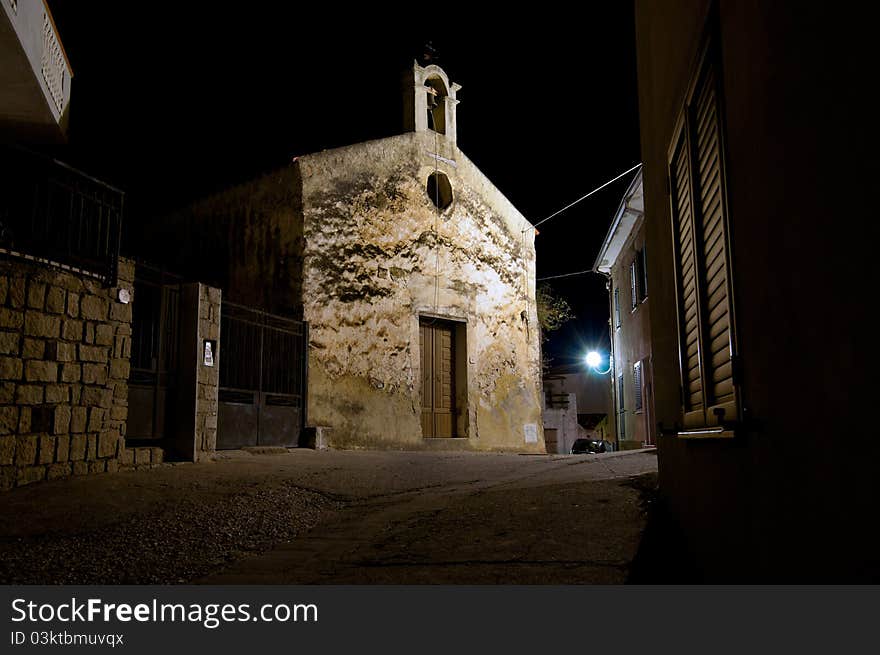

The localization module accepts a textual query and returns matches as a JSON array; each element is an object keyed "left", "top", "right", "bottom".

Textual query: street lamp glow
[{"left": 585, "top": 351, "right": 602, "bottom": 369}]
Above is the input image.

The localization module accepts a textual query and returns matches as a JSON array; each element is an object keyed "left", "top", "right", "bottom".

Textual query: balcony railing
[
  {"left": 0, "top": 145, "right": 124, "bottom": 285},
  {"left": 1, "top": 0, "right": 74, "bottom": 132},
  {"left": 39, "top": 7, "right": 67, "bottom": 115}
]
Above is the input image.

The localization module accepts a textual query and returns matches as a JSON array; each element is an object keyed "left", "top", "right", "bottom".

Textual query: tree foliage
[
  {"left": 536, "top": 284, "right": 574, "bottom": 373},
  {"left": 536, "top": 283, "right": 574, "bottom": 341}
]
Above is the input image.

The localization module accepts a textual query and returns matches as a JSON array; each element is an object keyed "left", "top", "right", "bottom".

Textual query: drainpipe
[{"left": 592, "top": 265, "right": 617, "bottom": 452}]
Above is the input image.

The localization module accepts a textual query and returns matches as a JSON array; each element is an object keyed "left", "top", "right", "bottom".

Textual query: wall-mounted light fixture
[{"left": 585, "top": 350, "right": 612, "bottom": 375}]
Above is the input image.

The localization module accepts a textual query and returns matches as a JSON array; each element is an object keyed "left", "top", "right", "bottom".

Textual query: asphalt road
[
  {"left": 0, "top": 448, "right": 659, "bottom": 584},
  {"left": 201, "top": 449, "right": 660, "bottom": 584}
]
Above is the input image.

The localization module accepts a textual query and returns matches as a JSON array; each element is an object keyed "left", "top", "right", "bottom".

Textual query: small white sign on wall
[
  {"left": 524, "top": 423, "right": 538, "bottom": 444},
  {"left": 203, "top": 340, "right": 216, "bottom": 367}
]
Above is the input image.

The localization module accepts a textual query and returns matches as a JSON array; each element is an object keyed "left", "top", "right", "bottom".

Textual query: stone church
[{"left": 149, "top": 62, "right": 545, "bottom": 452}]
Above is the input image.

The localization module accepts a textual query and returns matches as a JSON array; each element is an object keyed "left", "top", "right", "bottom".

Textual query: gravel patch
[{"left": 0, "top": 481, "right": 340, "bottom": 584}]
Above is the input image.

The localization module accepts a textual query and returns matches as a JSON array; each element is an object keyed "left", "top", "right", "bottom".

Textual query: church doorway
[{"left": 419, "top": 317, "right": 458, "bottom": 438}]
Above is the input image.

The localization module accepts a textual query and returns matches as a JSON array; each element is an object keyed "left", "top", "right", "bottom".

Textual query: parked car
[{"left": 570, "top": 438, "right": 611, "bottom": 454}]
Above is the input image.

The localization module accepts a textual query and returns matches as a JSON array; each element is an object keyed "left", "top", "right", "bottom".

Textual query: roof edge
[{"left": 591, "top": 168, "right": 644, "bottom": 273}]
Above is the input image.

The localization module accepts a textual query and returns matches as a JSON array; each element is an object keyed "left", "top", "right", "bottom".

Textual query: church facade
[{"left": 150, "top": 63, "right": 545, "bottom": 452}]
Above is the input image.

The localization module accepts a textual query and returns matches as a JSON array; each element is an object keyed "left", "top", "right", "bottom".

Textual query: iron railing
[{"left": 0, "top": 145, "right": 123, "bottom": 286}]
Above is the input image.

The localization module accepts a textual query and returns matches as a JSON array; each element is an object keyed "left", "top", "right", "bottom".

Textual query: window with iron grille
[
  {"left": 633, "top": 360, "right": 643, "bottom": 412},
  {"left": 668, "top": 30, "right": 738, "bottom": 429}
]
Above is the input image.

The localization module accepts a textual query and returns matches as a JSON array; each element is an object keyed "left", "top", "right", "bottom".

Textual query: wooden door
[{"left": 420, "top": 319, "right": 456, "bottom": 438}]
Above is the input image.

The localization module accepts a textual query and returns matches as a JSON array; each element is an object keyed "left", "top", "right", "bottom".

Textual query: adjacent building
[
  {"left": 0, "top": 0, "right": 142, "bottom": 490},
  {"left": 542, "top": 362, "right": 610, "bottom": 454},
  {"left": 634, "top": 0, "right": 876, "bottom": 579},
  {"left": 593, "top": 171, "right": 653, "bottom": 450}
]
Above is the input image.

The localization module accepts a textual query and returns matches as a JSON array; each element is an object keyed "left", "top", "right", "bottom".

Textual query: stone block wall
[
  {"left": 166, "top": 282, "right": 220, "bottom": 463},
  {"left": 196, "top": 284, "right": 220, "bottom": 459},
  {"left": 119, "top": 445, "right": 163, "bottom": 470},
  {"left": 0, "top": 257, "right": 134, "bottom": 490}
]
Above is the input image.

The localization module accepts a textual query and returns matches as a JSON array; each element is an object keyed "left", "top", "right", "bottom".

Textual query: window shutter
[
  {"left": 614, "top": 287, "right": 621, "bottom": 329},
  {"left": 640, "top": 247, "right": 648, "bottom": 300},
  {"left": 670, "top": 130, "right": 704, "bottom": 420},
  {"left": 668, "top": 37, "right": 739, "bottom": 429},
  {"left": 633, "top": 360, "right": 643, "bottom": 412},
  {"left": 692, "top": 62, "right": 736, "bottom": 416},
  {"left": 630, "top": 261, "right": 637, "bottom": 310}
]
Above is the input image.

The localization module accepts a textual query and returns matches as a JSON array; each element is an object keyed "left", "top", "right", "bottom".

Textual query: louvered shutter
[
  {"left": 640, "top": 247, "right": 648, "bottom": 300},
  {"left": 692, "top": 63, "right": 736, "bottom": 420},
  {"left": 614, "top": 287, "right": 621, "bottom": 329},
  {"left": 670, "top": 130, "right": 704, "bottom": 422},
  {"left": 630, "top": 261, "right": 638, "bottom": 310},
  {"left": 668, "top": 41, "right": 739, "bottom": 430},
  {"left": 633, "top": 360, "right": 643, "bottom": 412}
]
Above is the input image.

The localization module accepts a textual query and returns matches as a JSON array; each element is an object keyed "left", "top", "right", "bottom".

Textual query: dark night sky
[{"left": 43, "top": 3, "right": 641, "bottom": 367}]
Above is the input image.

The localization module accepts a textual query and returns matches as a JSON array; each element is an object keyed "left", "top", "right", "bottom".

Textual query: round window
[{"left": 427, "top": 172, "right": 453, "bottom": 210}]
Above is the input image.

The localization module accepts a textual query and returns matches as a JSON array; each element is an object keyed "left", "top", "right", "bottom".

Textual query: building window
[
  {"left": 633, "top": 360, "right": 643, "bottom": 412},
  {"left": 668, "top": 33, "right": 738, "bottom": 429},
  {"left": 614, "top": 287, "right": 621, "bottom": 329},
  {"left": 617, "top": 372, "right": 625, "bottom": 440},
  {"left": 629, "top": 260, "right": 638, "bottom": 310},
  {"left": 426, "top": 172, "right": 453, "bottom": 210},
  {"left": 630, "top": 248, "right": 648, "bottom": 311},
  {"left": 637, "top": 247, "right": 647, "bottom": 301}
]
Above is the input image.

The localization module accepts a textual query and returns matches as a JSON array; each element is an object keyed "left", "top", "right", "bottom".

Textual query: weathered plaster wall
[
  {"left": 142, "top": 129, "right": 544, "bottom": 453},
  {"left": 0, "top": 257, "right": 134, "bottom": 490},
  {"left": 142, "top": 168, "right": 303, "bottom": 317},
  {"left": 297, "top": 132, "right": 544, "bottom": 451}
]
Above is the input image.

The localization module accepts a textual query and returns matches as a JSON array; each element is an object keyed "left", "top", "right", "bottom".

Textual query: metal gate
[
  {"left": 217, "top": 302, "right": 307, "bottom": 449},
  {"left": 128, "top": 275, "right": 181, "bottom": 443}
]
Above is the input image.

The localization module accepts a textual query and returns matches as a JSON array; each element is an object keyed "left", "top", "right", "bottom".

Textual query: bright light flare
[{"left": 585, "top": 351, "right": 602, "bottom": 369}]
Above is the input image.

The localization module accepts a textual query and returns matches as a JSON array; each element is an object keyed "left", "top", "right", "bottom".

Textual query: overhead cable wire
[
  {"left": 525, "top": 162, "right": 642, "bottom": 232},
  {"left": 536, "top": 269, "right": 596, "bottom": 282}
]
